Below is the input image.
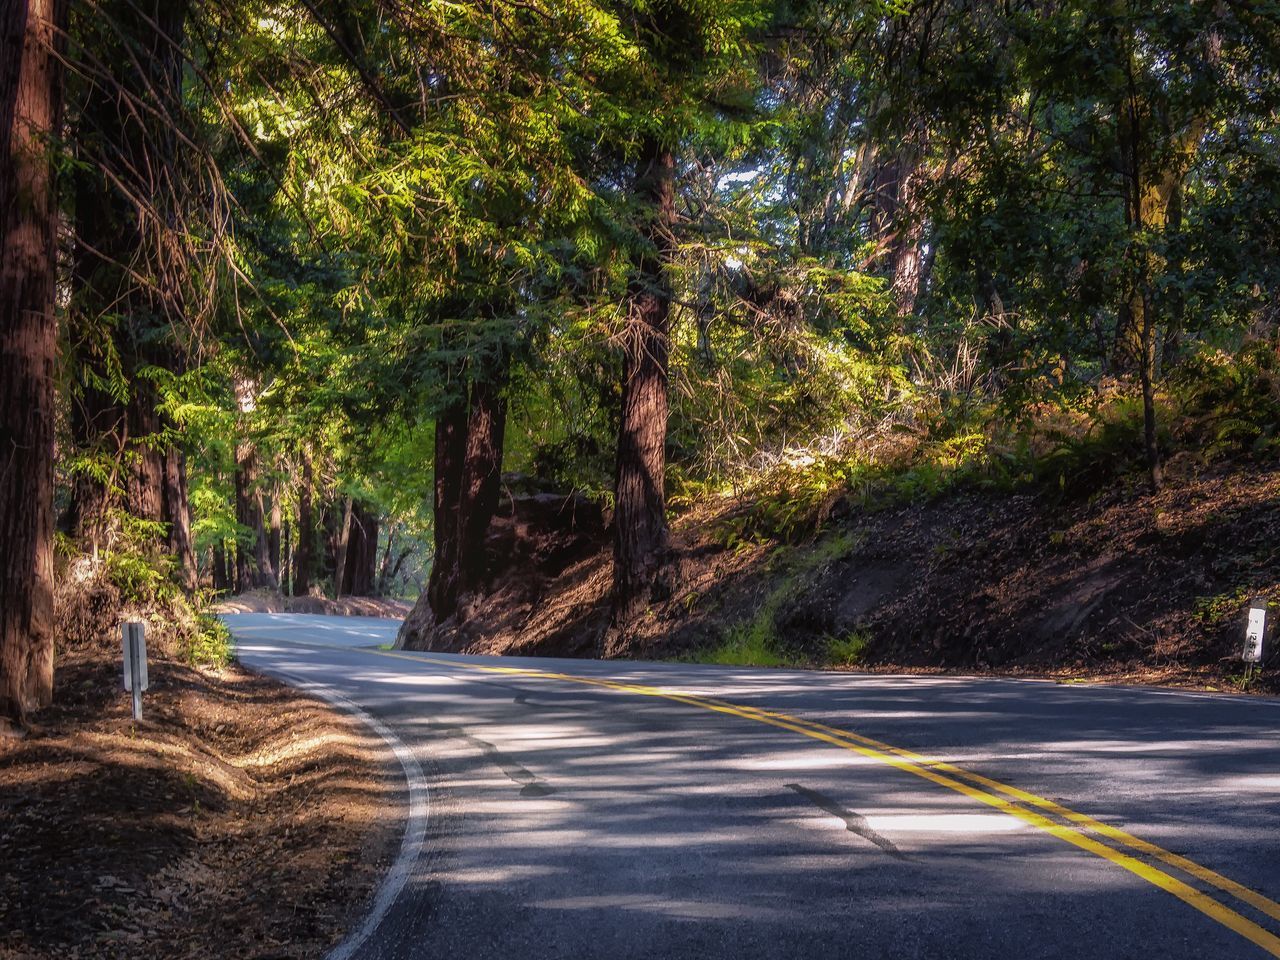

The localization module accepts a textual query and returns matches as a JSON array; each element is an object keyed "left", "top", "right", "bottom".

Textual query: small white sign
[
  {"left": 1244, "top": 605, "right": 1266, "bottom": 663},
  {"left": 122, "top": 622, "right": 149, "bottom": 692}
]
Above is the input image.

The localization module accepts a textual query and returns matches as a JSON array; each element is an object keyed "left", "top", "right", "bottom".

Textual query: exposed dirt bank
[
  {"left": 400, "top": 461, "right": 1279, "bottom": 694},
  {"left": 213, "top": 589, "right": 412, "bottom": 619},
  {"left": 0, "top": 650, "right": 401, "bottom": 959}
]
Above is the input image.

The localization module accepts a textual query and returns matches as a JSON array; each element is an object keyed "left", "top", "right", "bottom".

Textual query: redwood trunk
[
  {"left": 212, "top": 543, "right": 230, "bottom": 592},
  {"left": 268, "top": 490, "right": 282, "bottom": 579},
  {"left": 606, "top": 141, "right": 675, "bottom": 648},
  {"left": 0, "top": 0, "right": 64, "bottom": 729},
  {"left": 399, "top": 365, "right": 508, "bottom": 647},
  {"left": 341, "top": 500, "right": 379, "bottom": 597},
  {"left": 235, "top": 442, "right": 271, "bottom": 591},
  {"left": 424, "top": 398, "right": 468, "bottom": 621},
  {"left": 293, "top": 450, "right": 313, "bottom": 596},
  {"left": 164, "top": 449, "right": 196, "bottom": 590},
  {"left": 332, "top": 496, "right": 353, "bottom": 599},
  {"left": 458, "top": 373, "right": 508, "bottom": 593}
]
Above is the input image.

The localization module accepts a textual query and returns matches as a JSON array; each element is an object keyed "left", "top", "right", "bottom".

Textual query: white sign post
[
  {"left": 121, "top": 621, "right": 149, "bottom": 721},
  {"left": 1244, "top": 600, "right": 1267, "bottom": 668}
]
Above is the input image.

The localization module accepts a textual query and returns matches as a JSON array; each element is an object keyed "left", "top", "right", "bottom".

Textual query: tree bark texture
[
  {"left": 868, "top": 149, "right": 926, "bottom": 320},
  {"left": 332, "top": 496, "right": 353, "bottom": 599},
  {"left": 294, "top": 450, "right": 313, "bottom": 596},
  {"left": 400, "top": 361, "right": 509, "bottom": 646},
  {"left": 0, "top": 0, "right": 64, "bottom": 728},
  {"left": 606, "top": 140, "right": 675, "bottom": 649},
  {"left": 424, "top": 397, "right": 468, "bottom": 621},
  {"left": 458, "top": 374, "right": 507, "bottom": 593},
  {"left": 341, "top": 500, "right": 379, "bottom": 597},
  {"left": 235, "top": 442, "right": 273, "bottom": 591},
  {"left": 268, "top": 490, "right": 282, "bottom": 579}
]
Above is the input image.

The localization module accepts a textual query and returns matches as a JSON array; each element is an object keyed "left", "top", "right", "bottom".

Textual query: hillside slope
[{"left": 399, "top": 460, "right": 1280, "bottom": 692}]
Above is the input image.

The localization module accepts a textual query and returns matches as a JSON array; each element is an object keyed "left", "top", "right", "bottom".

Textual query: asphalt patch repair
[{"left": 0, "top": 650, "right": 401, "bottom": 959}]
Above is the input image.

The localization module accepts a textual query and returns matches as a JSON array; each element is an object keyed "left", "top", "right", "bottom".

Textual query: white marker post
[
  {"left": 121, "top": 621, "right": 149, "bottom": 721},
  {"left": 1243, "top": 600, "right": 1267, "bottom": 685}
]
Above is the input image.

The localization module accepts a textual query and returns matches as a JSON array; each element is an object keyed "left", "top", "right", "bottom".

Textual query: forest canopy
[{"left": 3, "top": 0, "right": 1280, "bottom": 726}]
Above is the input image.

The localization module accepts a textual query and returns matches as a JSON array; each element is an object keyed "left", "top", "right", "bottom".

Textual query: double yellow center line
[{"left": 344, "top": 642, "right": 1280, "bottom": 956}]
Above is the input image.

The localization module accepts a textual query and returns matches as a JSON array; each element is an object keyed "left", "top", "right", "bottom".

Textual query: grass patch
[
  {"left": 699, "top": 625, "right": 796, "bottom": 667},
  {"left": 687, "top": 529, "right": 862, "bottom": 669},
  {"left": 824, "top": 629, "right": 870, "bottom": 666},
  {"left": 182, "top": 612, "right": 234, "bottom": 667}
]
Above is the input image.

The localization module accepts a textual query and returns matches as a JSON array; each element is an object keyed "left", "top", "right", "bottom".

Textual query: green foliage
[
  {"left": 186, "top": 613, "right": 234, "bottom": 667},
  {"left": 825, "top": 630, "right": 871, "bottom": 667},
  {"left": 700, "top": 624, "right": 796, "bottom": 667}
]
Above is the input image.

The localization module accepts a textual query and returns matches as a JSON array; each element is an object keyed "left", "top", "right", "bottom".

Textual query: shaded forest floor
[
  {"left": 404, "top": 458, "right": 1280, "bottom": 695},
  {"left": 0, "top": 652, "right": 401, "bottom": 959}
]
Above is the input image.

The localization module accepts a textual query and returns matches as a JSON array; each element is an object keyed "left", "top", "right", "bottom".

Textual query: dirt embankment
[
  {"left": 401, "top": 461, "right": 1280, "bottom": 692},
  {"left": 0, "top": 651, "right": 401, "bottom": 959},
  {"left": 213, "top": 590, "right": 412, "bottom": 619}
]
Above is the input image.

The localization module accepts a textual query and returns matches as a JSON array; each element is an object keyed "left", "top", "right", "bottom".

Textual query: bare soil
[
  {"left": 0, "top": 650, "right": 401, "bottom": 959},
  {"left": 213, "top": 590, "right": 412, "bottom": 619},
  {"left": 401, "top": 460, "right": 1279, "bottom": 693}
]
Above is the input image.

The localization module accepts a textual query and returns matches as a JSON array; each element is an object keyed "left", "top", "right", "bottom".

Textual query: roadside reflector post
[
  {"left": 1243, "top": 600, "right": 1268, "bottom": 681},
  {"left": 121, "top": 621, "right": 149, "bottom": 721}
]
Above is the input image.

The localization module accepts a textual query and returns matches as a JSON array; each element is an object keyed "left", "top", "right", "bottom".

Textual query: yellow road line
[
  {"left": 300, "top": 643, "right": 1280, "bottom": 956},
  {"left": 720, "top": 703, "right": 1280, "bottom": 927}
]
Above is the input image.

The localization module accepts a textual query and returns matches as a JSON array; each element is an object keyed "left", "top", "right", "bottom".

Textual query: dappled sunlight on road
[{"left": 228, "top": 616, "right": 1280, "bottom": 960}]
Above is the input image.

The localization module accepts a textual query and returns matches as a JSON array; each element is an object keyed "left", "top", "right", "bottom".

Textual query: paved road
[{"left": 225, "top": 612, "right": 1280, "bottom": 960}]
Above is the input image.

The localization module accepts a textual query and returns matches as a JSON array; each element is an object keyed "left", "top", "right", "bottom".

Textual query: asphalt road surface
[{"left": 225, "top": 612, "right": 1280, "bottom": 960}]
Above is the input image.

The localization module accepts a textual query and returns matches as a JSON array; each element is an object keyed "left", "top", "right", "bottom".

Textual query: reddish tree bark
[
  {"left": 234, "top": 442, "right": 273, "bottom": 591},
  {"left": 605, "top": 140, "right": 675, "bottom": 651},
  {"left": 424, "top": 396, "right": 468, "bottom": 620},
  {"left": 293, "top": 449, "right": 314, "bottom": 596},
  {"left": 341, "top": 501, "right": 379, "bottom": 597},
  {"left": 1, "top": 0, "right": 65, "bottom": 729},
  {"left": 458, "top": 375, "right": 507, "bottom": 593},
  {"left": 399, "top": 360, "right": 509, "bottom": 647},
  {"left": 331, "top": 496, "right": 353, "bottom": 598}
]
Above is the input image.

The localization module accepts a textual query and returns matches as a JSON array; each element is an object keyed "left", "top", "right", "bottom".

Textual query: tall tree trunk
[
  {"left": 377, "top": 525, "right": 396, "bottom": 596},
  {"left": 235, "top": 441, "right": 267, "bottom": 591},
  {"left": 281, "top": 517, "right": 292, "bottom": 597},
  {"left": 332, "top": 496, "right": 353, "bottom": 599},
  {"left": 268, "top": 489, "right": 281, "bottom": 579},
  {"left": 458, "top": 373, "right": 507, "bottom": 593},
  {"left": 424, "top": 397, "right": 468, "bottom": 621},
  {"left": 254, "top": 489, "right": 276, "bottom": 588},
  {"left": 0, "top": 0, "right": 64, "bottom": 731},
  {"left": 605, "top": 140, "right": 675, "bottom": 651},
  {"left": 294, "top": 449, "right": 313, "bottom": 596},
  {"left": 868, "top": 147, "right": 926, "bottom": 321},
  {"left": 399, "top": 360, "right": 509, "bottom": 647},
  {"left": 164, "top": 449, "right": 196, "bottom": 590},
  {"left": 212, "top": 543, "right": 230, "bottom": 592},
  {"left": 342, "top": 500, "right": 378, "bottom": 597}
]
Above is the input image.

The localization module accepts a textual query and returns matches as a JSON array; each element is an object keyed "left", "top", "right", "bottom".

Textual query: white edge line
[{"left": 253, "top": 665, "right": 429, "bottom": 960}]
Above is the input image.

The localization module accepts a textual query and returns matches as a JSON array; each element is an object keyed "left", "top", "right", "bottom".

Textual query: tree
[
  {"left": 63, "top": 0, "right": 200, "bottom": 583},
  {"left": 1, "top": 0, "right": 66, "bottom": 731},
  {"left": 608, "top": 141, "right": 676, "bottom": 638}
]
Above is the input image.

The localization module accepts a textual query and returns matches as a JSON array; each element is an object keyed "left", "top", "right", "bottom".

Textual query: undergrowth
[
  {"left": 54, "top": 515, "right": 231, "bottom": 668},
  {"left": 695, "top": 343, "right": 1280, "bottom": 544},
  {"left": 689, "top": 531, "right": 862, "bottom": 668}
]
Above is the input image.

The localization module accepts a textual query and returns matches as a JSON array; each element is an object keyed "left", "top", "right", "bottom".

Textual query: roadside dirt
[
  {"left": 400, "top": 460, "right": 1279, "bottom": 694},
  {"left": 0, "top": 650, "right": 401, "bottom": 959},
  {"left": 213, "top": 590, "right": 412, "bottom": 619}
]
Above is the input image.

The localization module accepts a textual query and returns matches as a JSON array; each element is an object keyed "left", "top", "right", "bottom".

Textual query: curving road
[{"left": 225, "top": 612, "right": 1280, "bottom": 960}]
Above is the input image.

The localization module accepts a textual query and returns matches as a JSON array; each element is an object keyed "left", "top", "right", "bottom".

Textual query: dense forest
[{"left": 4, "top": 0, "right": 1280, "bottom": 729}]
